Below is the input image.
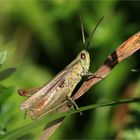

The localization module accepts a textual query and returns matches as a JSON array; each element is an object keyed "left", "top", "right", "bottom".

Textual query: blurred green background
[{"left": 0, "top": 0, "right": 140, "bottom": 139}]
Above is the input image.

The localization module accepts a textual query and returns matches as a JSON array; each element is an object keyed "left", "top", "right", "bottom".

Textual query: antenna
[
  {"left": 86, "top": 16, "right": 104, "bottom": 50},
  {"left": 79, "top": 15, "right": 86, "bottom": 47}
]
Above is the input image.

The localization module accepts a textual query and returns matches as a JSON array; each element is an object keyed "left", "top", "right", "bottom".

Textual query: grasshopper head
[{"left": 78, "top": 50, "right": 90, "bottom": 71}]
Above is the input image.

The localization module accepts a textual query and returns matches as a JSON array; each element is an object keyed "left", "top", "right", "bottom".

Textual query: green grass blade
[
  {"left": 1, "top": 97, "right": 140, "bottom": 139},
  {"left": 0, "top": 51, "right": 7, "bottom": 65}
]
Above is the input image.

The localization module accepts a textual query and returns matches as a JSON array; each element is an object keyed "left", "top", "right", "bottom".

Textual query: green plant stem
[{"left": 1, "top": 97, "right": 140, "bottom": 139}]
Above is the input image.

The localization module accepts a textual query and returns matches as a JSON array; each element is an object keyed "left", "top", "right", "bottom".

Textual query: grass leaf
[
  {"left": 0, "top": 68, "right": 16, "bottom": 81},
  {"left": 0, "top": 51, "right": 7, "bottom": 65},
  {"left": 0, "top": 97, "right": 140, "bottom": 139}
]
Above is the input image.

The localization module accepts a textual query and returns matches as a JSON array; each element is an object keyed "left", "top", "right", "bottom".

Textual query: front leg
[{"left": 81, "top": 71, "right": 104, "bottom": 80}]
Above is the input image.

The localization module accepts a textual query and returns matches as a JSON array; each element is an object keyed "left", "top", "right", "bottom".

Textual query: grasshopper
[{"left": 18, "top": 17, "right": 103, "bottom": 120}]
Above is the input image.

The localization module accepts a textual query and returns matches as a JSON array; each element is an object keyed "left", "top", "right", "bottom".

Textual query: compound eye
[{"left": 81, "top": 53, "right": 86, "bottom": 59}]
